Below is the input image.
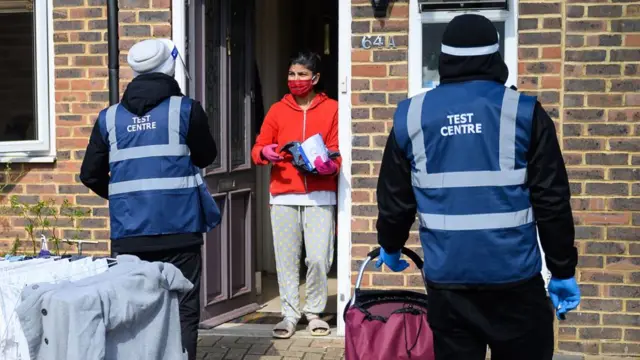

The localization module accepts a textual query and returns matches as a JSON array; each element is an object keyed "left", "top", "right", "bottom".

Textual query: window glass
[
  {"left": 0, "top": 5, "right": 36, "bottom": 142},
  {"left": 422, "top": 21, "right": 505, "bottom": 88}
]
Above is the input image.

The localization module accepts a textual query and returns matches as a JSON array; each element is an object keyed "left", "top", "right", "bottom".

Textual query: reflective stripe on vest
[
  {"left": 109, "top": 173, "right": 205, "bottom": 196},
  {"left": 408, "top": 87, "right": 534, "bottom": 231},
  {"left": 106, "top": 96, "right": 189, "bottom": 163},
  {"left": 408, "top": 88, "right": 525, "bottom": 189},
  {"left": 419, "top": 207, "right": 533, "bottom": 231}
]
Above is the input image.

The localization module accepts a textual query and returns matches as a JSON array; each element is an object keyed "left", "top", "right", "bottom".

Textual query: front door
[{"left": 189, "top": 0, "right": 260, "bottom": 328}]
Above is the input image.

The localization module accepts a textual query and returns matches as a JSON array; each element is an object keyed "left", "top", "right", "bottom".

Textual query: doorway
[
  {"left": 186, "top": 0, "right": 341, "bottom": 331},
  {"left": 253, "top": 0, "right": 340, "bottom": 329}
]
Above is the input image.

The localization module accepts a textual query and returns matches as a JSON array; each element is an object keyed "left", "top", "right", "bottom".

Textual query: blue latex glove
[
  {"left": 548, "top": 277, "right": 581, "bottom": 320},
  {"left": 375, "top": 248, "right": 409, "bottom": 272}
]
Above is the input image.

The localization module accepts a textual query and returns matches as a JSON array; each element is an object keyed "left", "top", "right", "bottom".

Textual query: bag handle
[
  {"left": 366, "top": 247, "right": 424, "bottom": 270},
  {"left": 353, "top": 247, "right": 425, "bottom": 294}
]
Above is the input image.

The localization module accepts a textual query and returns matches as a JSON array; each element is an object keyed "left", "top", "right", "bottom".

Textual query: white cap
[{"left": 127, "top": 38, "right": 178, "bottom": 77}]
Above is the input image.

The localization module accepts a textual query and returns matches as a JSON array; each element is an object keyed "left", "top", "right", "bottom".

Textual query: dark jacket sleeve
[
  {"left": 187, "top": 101, "right": 218, "bottom": 168},
  {"left": 376, "top": 127, "right": 417, "bottom": 254},
  {"left": 527, "top": 102, "right": 578, "bottom": 279},
  {"left": 80, "top": 120, "right": 110, "bottom": 200}
]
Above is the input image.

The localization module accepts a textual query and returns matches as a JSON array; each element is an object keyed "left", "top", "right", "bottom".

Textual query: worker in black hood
[
  {"left": 80, "top": 38, "right": 219, "bottom": 360},
  {"left": 374, "top": 14, "right": 579, "bottom": 360}
]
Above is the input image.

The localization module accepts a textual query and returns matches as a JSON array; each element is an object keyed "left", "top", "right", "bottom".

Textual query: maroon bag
[{"left": 344, "top": 247, "right": 435, "bottom": 360}]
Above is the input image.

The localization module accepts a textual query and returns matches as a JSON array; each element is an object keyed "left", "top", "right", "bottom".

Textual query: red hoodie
[{"left": 251, "top": 93, "right": 340, "bottom": 196}]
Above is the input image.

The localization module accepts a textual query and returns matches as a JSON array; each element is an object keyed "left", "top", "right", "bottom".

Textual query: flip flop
[
  {"left": 272, "top": 318, "right": 297, "bottom": 339},
  {"left": 306, "top": 315, "right": 331, "bottom": 337}
]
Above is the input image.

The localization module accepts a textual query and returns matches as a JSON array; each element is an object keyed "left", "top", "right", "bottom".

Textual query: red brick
[
  {"left": 624, "top": 94, "right": 640, "bottom": 107},
  {"left": 152, "top": 0, "right": 169, "bottom": 7},
  {"left": 372, "top": 79, "right": 407, "bottom": 91},
  {"left": 542, "top": 47, "right": 562, "bottom": 59},
  {"left": 372, "top": 274, "right": 404, "bottom": 286},
  {"left": 352, "top": 245, "right": 372, "bottom": 258},
  {"left": 627, "top": 35, "right": 640, "bottom": 47},
  {"left": 152, "top": 24, "right": 171, "bottom": 37},
  {"left": 55, "top": 92, "right": 89, "bottom": 103},
  {"left": 518, "top": 77, "right": 539, "bottom": 90},
  {"left": 69, "top": 8, "right": 102, "bottom": 19},
  {"left": 351, "top": 274, "right": 370, "bottom": 287},
  {"left": 580, "top": 328, "right": 622, "bottom": 340},
  {"left": 541, "top": 76, "right": 561, "bottom": 89},
  {"left": 71, "top": 103, "right": 104, "bottom": 114},
  {"left": 56, "top": 127, "right": 72, "bottom": 138},
  {"left": 70, "top": 79, "right": 106, "bottom": 91},
  {"left": 608, "top": 109, "right": 640, "bottom": 122},
  {"left": 25, "top": 185, "right": 57, "bottom": 194},
  {"left": 352, "top": 50, "right": 371, "bottom": 62},
  {"left": 579, "top": 212, "right": 631, "bottom": 225},
  {"left": 371, "top": 20, "right": 408, "bottom": 33},
  {"left": 41, "top": 174, "right": 74, "bottom": 183},
  {"left": 351, "top": 219, "right": 370, "bottom": 232},
  {"left": 55, "top": 80, "right": 71, "bottom": 90},
  {"left": 58, "top": 138, "right": 89, "bottom": 149},
  {"left": 388, "top": 4, "right": 408, "bottom": 18},
  {"left": 352, "top": 65, "right": 387, "bottom": 78},
  {"left": 351, "top": 191, "right": 370, "bottom": 203}
]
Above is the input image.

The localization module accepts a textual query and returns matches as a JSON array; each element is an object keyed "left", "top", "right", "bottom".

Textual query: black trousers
[
  {"left": 426, "top": 276, "right": 554, "bottom": 360},
  {"left": 116, "top": 245, "right": 202, "bottom": 360}
]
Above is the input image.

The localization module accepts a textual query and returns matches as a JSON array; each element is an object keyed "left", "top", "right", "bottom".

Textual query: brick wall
[
  {"left": 350, "top": 0, "right": 417, "bottom": 290},
  {"left": 0, "top": 0, "right": 172, "bottom": 255},
  {"left": 350, "top": 0, "right": 639, "bottom": 357},
  {"left": 520, "top": 0, "right": 640, "bottom": 356}
]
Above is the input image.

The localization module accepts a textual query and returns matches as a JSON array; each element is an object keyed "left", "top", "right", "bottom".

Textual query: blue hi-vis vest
[
  {"left": 97, "top": 96, "right": 221, "bottom": 240},
  {"left": 393, "top": 81, "right": 542, "bottom": 285}
]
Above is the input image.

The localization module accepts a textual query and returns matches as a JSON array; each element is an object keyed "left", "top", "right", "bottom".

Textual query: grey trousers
[{"left": 270, "top": 205, "right": 335, "bottom": 322}]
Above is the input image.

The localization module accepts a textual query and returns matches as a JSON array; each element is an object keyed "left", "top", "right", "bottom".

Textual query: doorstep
[{"left": 199, "top": 323, "right": 342, "bottom": 339}]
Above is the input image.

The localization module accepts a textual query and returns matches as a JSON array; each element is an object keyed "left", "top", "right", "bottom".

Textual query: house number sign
[{"left": 361, "top": 35, "right": 396, "bottom": 49}]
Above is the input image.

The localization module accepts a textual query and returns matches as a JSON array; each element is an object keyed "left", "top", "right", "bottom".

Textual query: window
[
  {"left": 422, "top": 21, "right": 505, "bottom": 88},
  {"left": 408, "top": 0, "right": 518, "bottom": 96},
  {"left": 0, "top": 0, "right": 54, "bottom": 160}
]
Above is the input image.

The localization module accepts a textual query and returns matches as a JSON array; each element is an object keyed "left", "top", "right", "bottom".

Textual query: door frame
[
  {"left": 172, "top": 0, "right": 353, "bottom": 336},
  {"left": 335, "top": 0, "right": 353, "bottom": 337},
  {"left": 172, "top": 0, "right": 187, "bottom": 95}
]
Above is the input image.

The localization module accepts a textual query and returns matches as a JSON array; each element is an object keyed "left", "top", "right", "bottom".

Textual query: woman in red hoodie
[{"left": 252, "top": 52, "right": 340, "bottom": 339}]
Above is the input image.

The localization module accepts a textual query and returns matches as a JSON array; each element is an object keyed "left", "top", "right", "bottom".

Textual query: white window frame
[
  {"left": 408, "top": 0, "right": 519, "bottom": 98},
  {"left": 0, "top": 0, "right": 56, "bottom": 163}
]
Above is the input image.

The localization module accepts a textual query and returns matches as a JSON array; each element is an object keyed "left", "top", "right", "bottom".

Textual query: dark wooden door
[{"left": 190, "top": 0, "right": 260, "bottom": 328}]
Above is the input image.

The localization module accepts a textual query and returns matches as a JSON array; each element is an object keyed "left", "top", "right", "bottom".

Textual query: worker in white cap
[{"left": 80, "top": 38, "right": 219, "bottom": 360}]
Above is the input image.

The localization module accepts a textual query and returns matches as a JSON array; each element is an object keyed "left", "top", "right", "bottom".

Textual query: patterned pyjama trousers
[{"left": 270, "top": 205, "right": 335, "bottom": 322}]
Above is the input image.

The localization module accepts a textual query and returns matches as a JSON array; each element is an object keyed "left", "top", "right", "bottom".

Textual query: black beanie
[
  {"left": 438, "top": 14, "right": 508, "bottom": 85},
  {"left": 441, "top": 14, "right": 499, "bottom": 57}
]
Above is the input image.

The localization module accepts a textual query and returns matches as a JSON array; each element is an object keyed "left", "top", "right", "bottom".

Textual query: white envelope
[{"left": 299, "top": 134, "right": 329, "bottom": 170}]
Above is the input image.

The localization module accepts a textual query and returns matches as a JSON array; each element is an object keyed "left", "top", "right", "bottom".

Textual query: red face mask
[{"left": 288, "top": 78, "right": 315, "bottom": 97}]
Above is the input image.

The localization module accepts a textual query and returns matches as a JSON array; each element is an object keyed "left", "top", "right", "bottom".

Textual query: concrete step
[{"left": 200, "top": 323, "right": 341, "bottom": 339}]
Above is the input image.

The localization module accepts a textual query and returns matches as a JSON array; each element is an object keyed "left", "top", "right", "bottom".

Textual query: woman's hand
[
  {"left": 261, "top": 144, "right": 284, "bottom": 163},
  {"left": 314, "top": 156, "right": 338, "bottom": 175}
]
